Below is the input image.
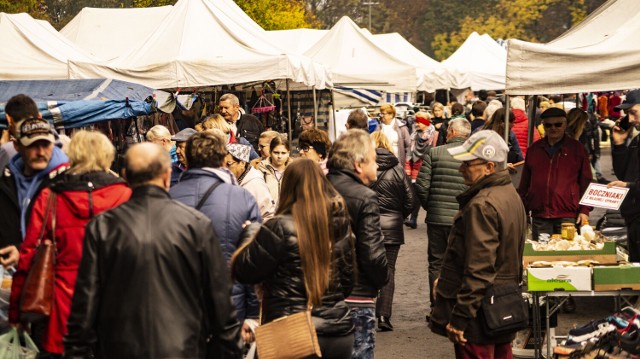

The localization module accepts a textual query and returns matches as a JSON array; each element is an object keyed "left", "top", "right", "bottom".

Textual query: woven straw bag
[{"left": 255, "top": 308, "right": 321, "bottom": 359}]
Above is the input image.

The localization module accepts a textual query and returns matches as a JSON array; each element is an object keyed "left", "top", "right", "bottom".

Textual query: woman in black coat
[
  {"left": 370, "top": 131, "right": 415, "bottom": 331},
  {"left": 231, "top": 159, "right": 356, "bottom": 359}
]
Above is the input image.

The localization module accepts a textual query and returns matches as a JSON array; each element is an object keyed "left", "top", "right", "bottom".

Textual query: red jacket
[
  {"left": 10, "top": 171, "right": 131, "bottom": 354},
  {"left": 511, "top": 109, "right": 539, "bottom": 159},
  {"left": 518, "top": 135, "right": 593, "bottom": 219}
]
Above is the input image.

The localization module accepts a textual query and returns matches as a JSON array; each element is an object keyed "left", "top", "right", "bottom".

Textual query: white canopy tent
[
  {"left": 506, "top": 0, "right": 640, "bottom": 95},
  {"left": 372, "top": 32, "right": 467, "bottom": 91},
  {"left": 61, "top": 6, "right": 173, "bottom": 60},
  {"left": 267, "top": 29, "right": 328, "bottom": 55},
  {"left": 0, "top": 12, "right": 95, "bottom": 80},
  {"left": 303, "top": 16, "right": 418, "bottom": 92},
  {"left": 68, "top": 0, "right": 331, "bottom": 90},
  {"left": 443, "top": 32, "right": 507, "bottom": 90}
]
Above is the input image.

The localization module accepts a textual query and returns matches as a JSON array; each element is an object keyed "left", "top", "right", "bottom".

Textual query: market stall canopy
[
  {"left": 0, "top": 99, "right": 154, "bottom": 130},
  {"left": 0, "top": 12, "right": 95, "bottom": 80},
  {"left": 303, "top": 16, "right": 418, "bottom": 92},
  {"left": 61, "top": 6, "right": 173, "bottom": 60},
  {"left": 267, "top": 29, "right": 328, "bottom": 55},
  {"left": 443, "top": 32, "right": 507, "bottom": 90},
  {"left": 0, "top": 79, "right": 153, "bottom": 102},
  {"left": 372, "top": 32, "right": 467, "bottom": 91},
  {"left": 506, "top": 0, "right": 640, "bottom": 95},
  {"left": 68, "top": 0, "right": 331, "bottom": 90}
]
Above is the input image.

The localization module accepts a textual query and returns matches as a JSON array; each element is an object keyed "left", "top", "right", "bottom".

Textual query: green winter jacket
[{"left": 415, "top": 137, "right": 468, "bottom": 226}]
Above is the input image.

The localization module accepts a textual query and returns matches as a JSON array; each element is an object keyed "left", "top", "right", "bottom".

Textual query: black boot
[{"left": 404, "top": 218, "right": 417, "bottom": 229}]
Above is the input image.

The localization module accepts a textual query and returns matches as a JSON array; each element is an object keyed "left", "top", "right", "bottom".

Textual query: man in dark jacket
[
  {"left": 219, "top": 93, "right": 264, "bottom": 152},
  {"left": 609, "top": 89, "right": 640, "bottom": 261},
  {"left": 0, "top": 95, "right": 69, "bottom": 269},
  {"left": 431, "top": 130, "right": 526, "bottom": 358},
  {"left": 327, "top": 129, "right": 388, "bottom": 359},
  {"left": 415, "top": 118, "right": 470, "bottom": 318},
  {"left": 170, "top": 130, "right": 261, "bottom": 341},
  {"left": 169, "top": 127, "right": 197, "bottom": 187},
  {"left": 518, "top": 107, "right": 593, "bottom": 242},
  {"left": 64, "top": 143, "right": 242, "bottom": 359}
]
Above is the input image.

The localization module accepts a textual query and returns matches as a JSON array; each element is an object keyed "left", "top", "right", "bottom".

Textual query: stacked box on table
[
  {"left": 527, "top": 266, "right": 592, "bottom": 291},
  {"left": 593, "top": 265, "right": 640, "bottom": 291},
  {"left": 523, "top": 242, "right": 617, "bottom": 267}
]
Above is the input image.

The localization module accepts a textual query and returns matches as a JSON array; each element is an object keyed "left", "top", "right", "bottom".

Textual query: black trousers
[
  {"left": 628, "top": 220, "right": 640, "bottom": 262},
  {"left": 376, "top": 244, "right": 400, "bottom": 318},
  {"left": 427, "top": 224, "right": 451, "bottom": 308},
  {"left": 531, "top": 217, "right": 575, "bottom": 242},
  {"left": 315, "top": 334, "right": 354, "bottom": 359}
]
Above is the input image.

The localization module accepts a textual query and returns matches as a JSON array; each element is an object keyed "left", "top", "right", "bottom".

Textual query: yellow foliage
[
  {"left": 431, "top": 0, "right": 590, "bottom": 60},
  {"left": 235, "top": 0, "right": 312, "bottom": 30}
]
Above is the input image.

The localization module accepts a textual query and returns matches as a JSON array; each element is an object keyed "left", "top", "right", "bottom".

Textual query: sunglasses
[
  {"left": 297, "top": 145, "right": 314, "bottom": 152},
  {"left": 543, "top": 122, "right": 564, "bottom": 128}
]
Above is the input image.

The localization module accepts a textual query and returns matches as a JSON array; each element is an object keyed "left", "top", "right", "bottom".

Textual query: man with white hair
[
  {"left": 430, "top": 130, "right": 526, "bottom": 359},
  {"left": 327, "top": 129, "right": 388, "bottom": 359},
  {"left": 218, "top": 93, "right": 264, "bottom": 152}
]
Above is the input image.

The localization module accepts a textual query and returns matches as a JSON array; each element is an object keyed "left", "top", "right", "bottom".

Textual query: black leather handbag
[{"left": 481, "top": 283, "right": 529, "bottom": 336}]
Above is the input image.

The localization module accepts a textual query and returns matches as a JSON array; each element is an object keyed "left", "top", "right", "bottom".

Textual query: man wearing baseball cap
[
  {"left": 430, "top": 130, "right": 527, "bottom": 358},
  {"left": 609, "top": 89, "right": 640, "bottom": 261},
  {"left": 0, "top": 104, "right": 69, "bottom": 269}
]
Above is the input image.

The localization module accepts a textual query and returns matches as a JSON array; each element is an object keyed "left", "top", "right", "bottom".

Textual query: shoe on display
[
  {"left": 566, "top": 319, "right": 614, "bottom": 344},
  {"left": 378, "top": 316, "right": 394, "bottom": 332}
]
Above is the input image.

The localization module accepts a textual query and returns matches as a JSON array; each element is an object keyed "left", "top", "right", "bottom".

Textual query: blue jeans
[{"left": 351, "top": 307, "right": 376, "bottom": 359}]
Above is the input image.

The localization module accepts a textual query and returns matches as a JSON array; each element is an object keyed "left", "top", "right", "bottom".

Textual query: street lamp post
[{"left": 362, "top": 1, "right": 379, "bottom": 31}]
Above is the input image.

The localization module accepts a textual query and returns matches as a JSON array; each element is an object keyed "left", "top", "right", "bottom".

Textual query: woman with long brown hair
[{"left": 231, "top": 159, "right": 356, "bottom": 359}]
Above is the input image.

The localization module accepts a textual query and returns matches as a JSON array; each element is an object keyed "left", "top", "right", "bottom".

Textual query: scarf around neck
[{"left": 411, "top": 125, "right": 437, "bottom": 162}]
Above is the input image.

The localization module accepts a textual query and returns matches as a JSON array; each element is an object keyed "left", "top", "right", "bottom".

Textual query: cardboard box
[
  {"left": 527, "top": 266, "right": 592, "bottom": 291},
  {"left": 523, "top": 242, "right": 617, "bottom": 266},
  {"left": 593, "top": 265, "right": 640, "bottom": 291}
]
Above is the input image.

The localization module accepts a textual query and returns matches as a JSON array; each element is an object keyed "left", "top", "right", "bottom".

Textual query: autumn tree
[
  {"left": 236, "top": 0, "right": 313, "bottom": 30},
  {"left": 430, "top": 0, "right": 605, "bottom": 60},
  {"left": 0, "top": 0, "right": 48, "bottom": 20}
]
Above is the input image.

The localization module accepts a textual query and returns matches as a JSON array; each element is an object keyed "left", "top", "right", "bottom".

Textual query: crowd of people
[{"left": 0, "top": 87, "right": 638, "bottom": 359}]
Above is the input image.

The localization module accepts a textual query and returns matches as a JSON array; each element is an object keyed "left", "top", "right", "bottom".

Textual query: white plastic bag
[{"left": 0, "top": 328, "right": 39, "bottom": 359}]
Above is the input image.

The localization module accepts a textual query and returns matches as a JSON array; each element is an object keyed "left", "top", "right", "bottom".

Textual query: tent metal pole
[
  {"left": 503, "top": 95, "right": 511, "bottom": 170},
  {"left": 287, "top": 79, "right": 293, "bottom": 141},
  {"left": 527, "top": 95, "right": 537, "bottom": 152},
  {"left": 330, "top": 89, "right": 337, "bottom": 140},
  {"left": 504, "top": 96, "right": 510, "bottom": 143},
  {"left": 313, "top": 86, "right": 318, "bottom": 127}
]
